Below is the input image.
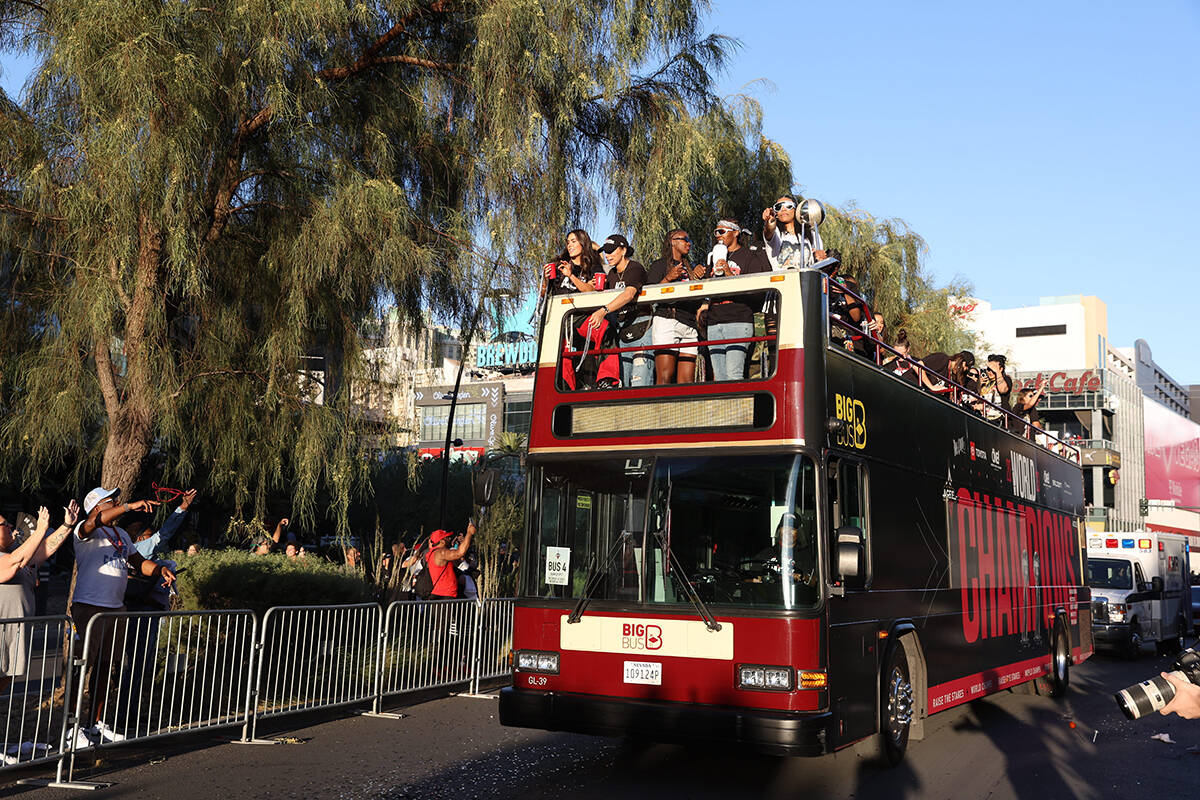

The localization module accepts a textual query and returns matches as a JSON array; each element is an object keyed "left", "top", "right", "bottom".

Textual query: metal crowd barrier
[
  {"left": 472, "top": 598, "right": 515, "bottom": 693},
  {"left": 245, "top": 604, "right": 380, "bottom": 741},
  {"left": 55, "top": 610, "right": 258, "bottom": 787},
  {"left": 0, "top": 616, "right": 73, "bottom": 774},
  {"left": 8, "top": 599, "right": 518, "bottom": 789}
]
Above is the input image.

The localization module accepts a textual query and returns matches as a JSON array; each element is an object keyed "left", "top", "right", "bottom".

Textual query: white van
[{"left": 1087, "top": 531, "right": 1191, "bottom": 659}]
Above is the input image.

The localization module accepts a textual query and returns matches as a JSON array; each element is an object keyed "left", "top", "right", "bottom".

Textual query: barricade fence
[
  {"left": 12, "top": 599, "right": 515, "bottom": 787},
  {"left": 0, "top": 616, "right": 73, "bottom": 772}
]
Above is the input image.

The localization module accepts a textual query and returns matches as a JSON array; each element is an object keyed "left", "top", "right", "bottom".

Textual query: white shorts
[{"left": 651, "top": 315, "right": 699, "bottom": 357}]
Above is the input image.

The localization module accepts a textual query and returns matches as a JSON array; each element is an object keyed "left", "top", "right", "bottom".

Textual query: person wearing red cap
[{"left": 425, "top": 522, "right": 476, "bottom": 599}]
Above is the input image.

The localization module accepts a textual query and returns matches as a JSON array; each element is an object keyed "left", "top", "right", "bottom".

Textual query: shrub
[{"left": 173, "top": 548, "right": 373, "bottom": 615}]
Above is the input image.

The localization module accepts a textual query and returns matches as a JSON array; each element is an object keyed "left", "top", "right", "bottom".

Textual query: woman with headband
[{"left": 697, "top": 218, "right": 771, "bottom": 381}]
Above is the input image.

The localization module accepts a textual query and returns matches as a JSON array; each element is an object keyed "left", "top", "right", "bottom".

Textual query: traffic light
[{"left": 1138, "top": 498, "right": 1148, "bottom": 516}]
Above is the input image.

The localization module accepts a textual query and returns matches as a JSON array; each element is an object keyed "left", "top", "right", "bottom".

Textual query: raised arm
[
  {"left": 32, "top": 501, "right": 80, "bottom": 567},
  {"left": 80, "top": 498, "right": 157, "bottom": 540},
  {"left": 156, "top": 489, "right": 198, "bottom": 547},
  {"left": 0, "top": 507, "right": 51, "bottom": 583}
]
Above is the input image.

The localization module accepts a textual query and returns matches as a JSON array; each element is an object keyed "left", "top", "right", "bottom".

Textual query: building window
[
  {"left": 1015, "top": 324, "right": 1067, "bottom": 337},
  {"left": 504, "top": 400, "right": 532, "bottom": 435},
  {"left": 420, "top": 403, "right": 486, "bottom": 443}
]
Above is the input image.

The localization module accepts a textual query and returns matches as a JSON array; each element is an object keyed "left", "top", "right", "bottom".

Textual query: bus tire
[
  {"left": 876, "top": 644, "right": 913, "bottom": 766},
  {"left": 1048, "top": 618, "right": 1070, "bottom": 698}
]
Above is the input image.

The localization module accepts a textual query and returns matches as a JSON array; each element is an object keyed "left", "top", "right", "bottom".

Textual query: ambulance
[{"left": 1086, "top": 532, "right": 1191, "bottom": 659}]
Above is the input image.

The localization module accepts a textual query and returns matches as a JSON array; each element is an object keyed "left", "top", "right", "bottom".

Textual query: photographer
[{"left": 1160, "top": 672, "right": 1200, "bottom": 719}]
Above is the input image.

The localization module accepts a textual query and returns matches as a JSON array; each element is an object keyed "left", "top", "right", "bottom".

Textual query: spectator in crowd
[
  {"left": 0, "top": 503, "right": 79, "bottom": 695},
  {"left": 251, "top": 516, "right": 290, "bottom": 554},
  {"left": 830, "top": 273, "right": 875, "bottom": 357},
  {"left": 542, "top": 229, "right": 604, "bottom": 298},
  {"left": 587, "top": 235, "right": 652, "bottom": 388},
  {"left": 72, "top": 487, "right": 175, "bottom": 748},
  {"left": 398, "top": 537, "right": 428, "bottom": 601},
  {"left": 647, "top": 229, "right": 705, "bottom": 384},
  {"left": 980, "top": 355, "right": 1013, "bottom": 423},
  {"left": 127, "top": 489, "right": 197, "bottom": 562},
  {"left": 186, "top": 543, "right": 200, "bottom": 556},
  {"left": 285, "top": 542, "right": 299, "bottom": 559},
  {"left": 761, "top": 195, "right": 824, "bottom": 269},
  {"left": 696, "top": 219, "right": 771, "bottom": 381},
  {"left": 425, "top": 524, "right": 476, "bottom": 600}
]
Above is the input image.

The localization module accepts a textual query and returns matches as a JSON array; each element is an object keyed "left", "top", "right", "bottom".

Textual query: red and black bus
[{"left": 499, "top": 268, "right": 1091, "bottom": 763}]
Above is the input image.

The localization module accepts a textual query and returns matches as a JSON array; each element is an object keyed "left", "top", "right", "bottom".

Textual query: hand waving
[{"left": 63, "top": 499, "right": 80, "bottom": 528}]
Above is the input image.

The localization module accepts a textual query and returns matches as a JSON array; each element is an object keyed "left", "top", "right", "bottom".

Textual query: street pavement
[{"left": 6, "top": 644, "right": 1200, "bottom": 800}]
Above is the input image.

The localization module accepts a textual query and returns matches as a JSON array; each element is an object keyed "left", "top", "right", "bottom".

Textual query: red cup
[
  {"left": 592, "top": 272, "right": 607, "bottom": 291},
  {"left": 543, "top": 262, "right": 558, "bottom": 280}
]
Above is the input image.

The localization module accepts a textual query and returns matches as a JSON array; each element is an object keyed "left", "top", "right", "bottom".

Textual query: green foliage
[
  {"left": 821, "top": 204, "right": 974, "bottom": 356},
  {"left": 477, "top": 491, "right": 523, "bottom": 598},
  {"left": 0, "top": 0, "right": 755, "bottom": 528},
  {"left": 173, "top": 548, "right": 373, "bottom": 615}
]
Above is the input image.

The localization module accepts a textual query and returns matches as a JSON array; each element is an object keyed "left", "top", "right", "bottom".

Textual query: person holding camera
[
  {"left": 762, "top": 195, "right": 824, "bottom": 270},
  {"left": 587, "top": 235, "right": 652, "bottom": 388},
  {"left": 647, "top": 229, "right": 705, "bottom": 384},
  {"left": 541, "top": 229, "right": 605, "bottom": 298},
  {"left": 697, "top": 219, "right": 770, "bottom": 381},
  {"left": 1160, "top": 672, "right": 1200, "bottom": 718},
  {"left": 980, "top": 354, "right": 1012, "bottom": 421}
]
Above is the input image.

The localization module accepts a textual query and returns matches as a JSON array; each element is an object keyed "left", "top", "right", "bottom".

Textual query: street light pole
[{"left": 438, "top": 260, "right": 509, "bottom": 531}]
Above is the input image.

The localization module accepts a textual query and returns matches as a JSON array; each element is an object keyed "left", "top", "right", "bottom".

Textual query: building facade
[{"left": 1114, "top": 339, "right": 1192, "bottom": 420}]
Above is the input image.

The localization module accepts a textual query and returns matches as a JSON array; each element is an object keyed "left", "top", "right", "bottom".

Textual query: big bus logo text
[
  {"left": 833, "top": 393, "right": 866, "bottom": 450},
  {"left": 951, "top": 488, "right": 1078, "bottom": 644},
  {"left": 621, "top": 623, "right": 663, "bottom": 651}
]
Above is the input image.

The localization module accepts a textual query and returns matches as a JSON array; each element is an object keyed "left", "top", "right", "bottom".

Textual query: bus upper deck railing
[{"left": 827, "top": 287, "right": 1081, "bottom": 464}]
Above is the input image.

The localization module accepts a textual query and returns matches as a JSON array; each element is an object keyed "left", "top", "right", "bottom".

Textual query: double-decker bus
[{"left": 499, "top": 267, "right": 1092, "bottom": 764}]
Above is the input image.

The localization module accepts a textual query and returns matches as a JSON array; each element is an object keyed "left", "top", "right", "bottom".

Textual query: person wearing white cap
[{"left": 70, "top": 487, "right": 175, "bottom": 748}]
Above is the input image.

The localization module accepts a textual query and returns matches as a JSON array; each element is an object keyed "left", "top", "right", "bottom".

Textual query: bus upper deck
[{"left": 530, "top": 266, "right": 1081, "bottom": 466}]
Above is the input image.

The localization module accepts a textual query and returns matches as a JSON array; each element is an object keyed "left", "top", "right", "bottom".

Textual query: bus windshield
[
  {"left": 1087, "top": 558, "right": 1133, "bottom": 590},
  {"left": 525, "top": 454, "right": 819, "bottom": 610}
]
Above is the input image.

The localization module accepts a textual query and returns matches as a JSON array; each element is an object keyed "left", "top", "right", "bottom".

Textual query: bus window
[{"left": 829, "top": 459, "right": 871, "bottom": 586}]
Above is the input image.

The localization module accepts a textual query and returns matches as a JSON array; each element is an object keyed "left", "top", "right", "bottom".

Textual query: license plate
[{"left": 623, "top": 661, "right": 662, "bottom": 685}]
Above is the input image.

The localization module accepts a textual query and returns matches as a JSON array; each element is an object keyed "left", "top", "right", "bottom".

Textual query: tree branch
[
  {"left": 93, "top": 337, "right": 121, "bottom": 420},
  {"left": 168, "top": 370, "right": 267, "bottom": 400}
]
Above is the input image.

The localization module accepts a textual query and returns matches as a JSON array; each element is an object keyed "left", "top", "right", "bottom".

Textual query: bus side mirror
[
  {"left": 1151, "top": 576, "right": 1164, "bottom": 595},
  {"left": 835, "top": 525, "right": 865, "bottom": 588},
  {"left": 473, "top": 468, "right": 499, "bottom": 508}
]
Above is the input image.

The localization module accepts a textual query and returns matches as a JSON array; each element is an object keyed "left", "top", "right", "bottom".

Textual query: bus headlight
[
  {"left": 515, "top": 650, "right": 560, "bottom": 674},
  {"left": 738, "top": 664, "right": 794, "bottom": 691}
]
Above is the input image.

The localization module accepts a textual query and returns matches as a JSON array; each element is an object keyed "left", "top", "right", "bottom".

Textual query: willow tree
[
  {"left": 820, "top": 203, "right": 974, "bottom": 356},
  {"left": 0, "top": 0, "right": 746, "bottom": 525}
]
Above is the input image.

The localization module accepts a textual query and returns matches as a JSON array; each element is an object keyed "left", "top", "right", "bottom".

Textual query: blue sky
[
  {"left": 704, "top": 0, "right": 1199, "bottom": 382},
  {"left": 4, "top": 2, "right": 1197, "bottom": 381}
]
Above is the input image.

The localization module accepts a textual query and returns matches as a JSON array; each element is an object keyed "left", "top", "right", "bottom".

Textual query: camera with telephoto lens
[{"left": 1114, "top": 646, "right": 1200, "bottom": 720}]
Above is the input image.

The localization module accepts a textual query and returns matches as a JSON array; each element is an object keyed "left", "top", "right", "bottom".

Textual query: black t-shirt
[
  {"left": 606, "top": 260, "right": 649, "bottom": 325},
  {"left": 705, "top": 246, "right": 771, "bottom": 325},
  {"left": 886, "top": 358, "right": 919, "bottom": 386},
  {"left": 546, "top": 259, "right": 597, "bottom": 296},
  {"left": 922, "top": 352, "right": 951, "bottom": 378},
  {"left": 647, "top": 257, "right": 700, "bottom": 323}
]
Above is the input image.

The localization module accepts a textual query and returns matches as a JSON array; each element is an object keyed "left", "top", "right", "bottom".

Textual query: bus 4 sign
[{"left": 544, "top": 547, "right": 570, "bottom": 586}]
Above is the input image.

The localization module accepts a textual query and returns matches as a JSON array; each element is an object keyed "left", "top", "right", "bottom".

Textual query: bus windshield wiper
[
  {"left": 566, "top": 530, "right": 635, "bottom": 625},
  {"left": 653, "top": 469, "right": 722, "bottom": 632}
]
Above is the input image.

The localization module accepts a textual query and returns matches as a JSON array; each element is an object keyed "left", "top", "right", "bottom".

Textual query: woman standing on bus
[
  {"left": 761, "top": 194, "right": 824, "bottom": 270},
  {"left": 587, "top": 235, "right": 653, "bottom": 387},
  {"left": 647, "top": 229, "right": 706, "bottom": 384},
  {"left": 697, "top": 220, "right": 771, "bottom": 381},
  {"left": 541, "top": 229, "right": 604, "bottom": 297}
]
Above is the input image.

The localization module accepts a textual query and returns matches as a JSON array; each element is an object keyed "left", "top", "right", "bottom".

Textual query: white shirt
[
  {"left": 72, "top": 522, "right": 137, "bottom": 608},
  {"left": 763, "top": 226, "right": 823, "bottom": 270}
]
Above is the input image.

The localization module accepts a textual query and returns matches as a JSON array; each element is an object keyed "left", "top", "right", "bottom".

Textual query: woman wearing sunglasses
[
  {"left": 586, "top": 235, "right": 653, "bottom": 387},
  {"left": 697, "top": 219, "right": 771, "bottom": 381},
  {"left": 647, "top": 229, "right": 705, "bottom": 383},
  {"left": 762, "top": 194, "right": 824, "bottom": 270}
]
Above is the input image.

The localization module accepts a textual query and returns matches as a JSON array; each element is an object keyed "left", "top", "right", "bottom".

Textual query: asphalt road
[{"left": 6, "top": 644, "right": 1200, "bottom": 800}]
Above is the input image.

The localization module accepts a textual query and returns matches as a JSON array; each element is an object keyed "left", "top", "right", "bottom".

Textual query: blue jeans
[
  {"left": 620, "top": 314, "right": 654, "bottom": 387},
  {"left": 707, "top": 321, "right": 753, "bottom": 381}
]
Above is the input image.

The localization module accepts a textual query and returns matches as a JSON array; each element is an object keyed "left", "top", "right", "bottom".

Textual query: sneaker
[
  {"left": 73, "top": 727, "right": 99, "bottom": 750},
  {"left": 94, "top": 721, "right": 126, "bottom": 743}
]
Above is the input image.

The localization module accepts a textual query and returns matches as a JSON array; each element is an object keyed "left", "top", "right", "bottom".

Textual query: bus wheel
[
  {"left": 880, "top": 645, "right": 913, "bottom": 765},
  {"left": 1048, "top": 619, "right": 1070, "bottom": 698}
]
